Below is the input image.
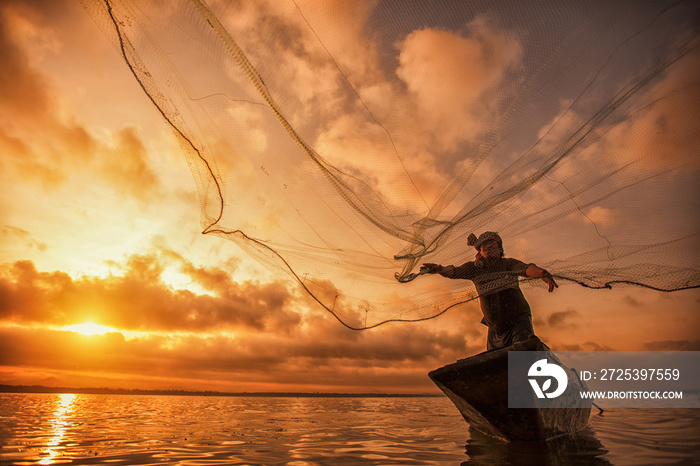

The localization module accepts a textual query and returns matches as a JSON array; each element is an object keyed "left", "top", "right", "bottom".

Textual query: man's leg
[
  {"left": 509, "top": 318, "right": 535, "bottom": 345},
  {"left": 488, "top": 319, "right": 535, "bottom": 350},
  {"left": 487, "top": 327, "right": 506, "bottom": 351}
]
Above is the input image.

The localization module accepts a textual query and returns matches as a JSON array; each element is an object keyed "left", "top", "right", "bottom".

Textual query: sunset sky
[{"left": 1, "top": 0, "right": 698, "bottom": 394}]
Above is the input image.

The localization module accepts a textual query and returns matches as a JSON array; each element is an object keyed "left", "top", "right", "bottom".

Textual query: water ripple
[{"left": 1, "top": 394, "right": 698, "bottom": 465}]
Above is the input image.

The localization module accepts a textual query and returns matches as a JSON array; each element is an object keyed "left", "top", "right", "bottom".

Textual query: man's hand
[
  {"left": 420, "top": 263, "right": 442, "bottom": 274},
  {"left": 526, "top": 264, "right": 558, "bottom": 292},
  {"left": 542, "top": 274, "right": 558, "bottom": 292}
]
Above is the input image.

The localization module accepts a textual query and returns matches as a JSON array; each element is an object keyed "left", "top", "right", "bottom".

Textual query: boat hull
[{"left": 429, "top": 337, "right": 591, "bottom": 441}]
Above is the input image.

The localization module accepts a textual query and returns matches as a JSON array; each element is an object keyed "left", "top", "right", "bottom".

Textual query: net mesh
[{"left": 82, "top": 0, "right": 700, "bottom": 329}]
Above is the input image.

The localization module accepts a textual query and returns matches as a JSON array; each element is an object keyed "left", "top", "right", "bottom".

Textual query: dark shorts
[{"left": 486, "top": 318, "right": 535, "bottom": 351}]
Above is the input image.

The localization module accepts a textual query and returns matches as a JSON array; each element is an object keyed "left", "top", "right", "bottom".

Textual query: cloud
[
  {"left": 100, "top": 128, "right": 163, "bottom": 203},
  {"left": 621, "top": 294, "right": 642, "bottom": 308},
  {"left": 0, "top": 0, "right": 163, "bottom": 201},
  {"left": 0, "top": 2, "right": 65, "bottom": 188},
  {"left": 0, "top": 254, "right": 300, "bottom": 333},
  {"left": 0, "top": 2, "right": 54, "bottom": 124},
  {"left": 602, "top": 46, "right": 700, "bottom": 176},
  {"left": 0, "top": 318, "right": 471, "bottom": 392},
  {"left": 299, "top": 15, "right": 526, "bottom": 213},
  {"left": 0, "top": 253, "right": 476, "bottom": 391},
  {"left": 0, "top": 249, "right": 474, "bottom": 354},
  {"left": 554, "top": 341, "right": 615, "bottom": 352},
  {"left": 544, "top": 308, "right": 580, "bottom": 328},
  {"left": 583, "top": 206, "right": 618, "bottom": 228},
  {"left": 396, "top": 17, "right": 522, "bottom": 153},
  {"left": 644, "top": 340, "right": 700, "bottom": 351},
  {"left": 0, "top": 225, "right": 47, "bottom": 251}
]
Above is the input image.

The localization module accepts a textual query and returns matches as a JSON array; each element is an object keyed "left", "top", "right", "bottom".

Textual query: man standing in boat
[{"left": 420, "top": 231, "right": 557, "bottom": 350}]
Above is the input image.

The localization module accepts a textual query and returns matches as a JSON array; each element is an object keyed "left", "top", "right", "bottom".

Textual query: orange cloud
[
  {"left": 0, "top": 321, "right": 473, "bottom": 392},
  {"left": 0, "top": 256, "right": 300, "bottom": 333},
  {"left": 0, "top": 1, "right": 94, "bottom": 187},
  {"left": 644, "top": 340, "right": 700, "bottom": 351},
  {"left": 0, "top": 253, "right": 477, "bottom": 392},
  {"left": 0, "top": 0, "right": 163, "bottom": 201},
  {"left": 100, "top": 128, "right": 163, "bottom": 203},
  {"left": 0, "top": 2, "right": 54, "bottom": 124},
  {"left": 545, "top": 308, "right": 580, "bottom": 328},
  {"left": 0, "top": 225, "right": 47, "bottom": 251},
  {"left": 554, "top": 341, "right": 615, "bottom": 352},
  {"left": 396, "top": 17, "right": 522, "bottom": 153}
]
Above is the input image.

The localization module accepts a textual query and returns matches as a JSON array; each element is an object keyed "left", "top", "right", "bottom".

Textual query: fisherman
[{"left": 420, "top": 231, "right": 557, "bottom": 350}]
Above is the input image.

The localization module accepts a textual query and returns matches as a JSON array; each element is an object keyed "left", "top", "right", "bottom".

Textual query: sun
[{"left": 62, "top": 322, "right": 117, "bottom": 336}]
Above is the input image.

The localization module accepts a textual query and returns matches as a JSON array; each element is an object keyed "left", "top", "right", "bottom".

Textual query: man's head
[
  {"left": 479, "top": 238, "right": 503, "bottom": 258},
  {"left": 467, "top": 231, "right": 504, "bottom": 258}
]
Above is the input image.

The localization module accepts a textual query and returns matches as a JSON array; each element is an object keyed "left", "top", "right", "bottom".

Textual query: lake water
[{"left": 1, "top": 393, "right": 698, "bottom": 465}]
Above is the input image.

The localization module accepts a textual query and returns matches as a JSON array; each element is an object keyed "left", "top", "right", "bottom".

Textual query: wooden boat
[{"left": 429, "top": 336, "right": 591, "bottom": 441}]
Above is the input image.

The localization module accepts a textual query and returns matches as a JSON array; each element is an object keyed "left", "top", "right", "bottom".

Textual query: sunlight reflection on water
[
  {"left": 39, "top": 394, "right": 76, "bottom": 465},
  {"left": 0, "top": 393, "right": 698, "bottom": 465}
]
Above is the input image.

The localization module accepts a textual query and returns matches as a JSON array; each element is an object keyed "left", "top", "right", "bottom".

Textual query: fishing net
[{"left": 82, "top": 0, "right": 699, "bottom": 329}]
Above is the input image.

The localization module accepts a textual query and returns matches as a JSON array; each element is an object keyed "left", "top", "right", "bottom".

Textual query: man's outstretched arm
[
  {"left": 526, "top": 264, "right": 558, "bottom": 292},
  {"left": 421, "top": 263, "right": 457, "bottom": 278}
]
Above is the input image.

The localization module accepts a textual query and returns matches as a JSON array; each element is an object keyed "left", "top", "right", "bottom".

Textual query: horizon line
[{"left": 0, "top": 383, "right": 441, "bottom": 398}]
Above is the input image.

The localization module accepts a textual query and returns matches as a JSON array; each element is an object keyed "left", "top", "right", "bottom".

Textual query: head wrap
[{"left": 467, "top": 231, "right": 503, "bottom": 250}]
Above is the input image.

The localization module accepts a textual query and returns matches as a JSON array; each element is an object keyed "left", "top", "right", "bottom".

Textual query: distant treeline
[{"left": 0, "top": 384, "right": 439, "bottom": 398}]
